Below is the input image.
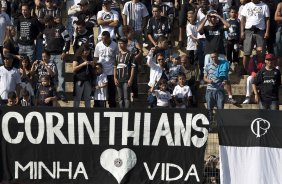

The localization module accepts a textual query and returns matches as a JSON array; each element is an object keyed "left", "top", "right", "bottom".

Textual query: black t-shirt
[
  {"left": 147, "top": 16, "right": 170, "bottom": 40},
  {"left": 14, "top": 16, "right": 41, "bottom": 45},
  {"left": 253, "top": 67, "right": 281, "bottom": 102},
  {"left": 227, "top": 19, "right": 240, "bottom": 41},
  {"left": 73, "top": 55, "right": 94, "bottom": 81},
  {"left": 36, "top": 84, "right": 56, "bottom": 106},
  {"left": 3, "top": 39, "right": 20, "bottom": 68},
  {"left": 203, "top": 24, "right": 225, "bottom": 55}
]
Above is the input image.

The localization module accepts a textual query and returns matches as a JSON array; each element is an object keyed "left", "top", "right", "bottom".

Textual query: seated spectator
[
  {"left": 93, "top": 63, "right": 108, "bottom": 108},
  {"left": 114, "top": 37, "right": 135, "bottom": 108},
  {"left": 7, "top": 91, "right": 17, "bottom": 106},
  {"left": 19, "top": 88, "right": 34, "bottom": 106},
  {"left": 35, "top": 75, "right": 57, "bottom": 106},
  {"left": 242, "top": 47, "right": 265, "bottom": 104},
  {"left": 146, "top": 5, "right": 170, "bottom": 47},
  {"left": 73, "top": 44, "right": 94, "bottom": 108},
  {"left": 151, "top": 78, "right": 171, "bottom": 108},
  {"left": 154, "top": 35, "right": 170, "bottom": 60},
  {"left": 252, "top": 54, "right": 281, "bottom": 110},
  {"left": 0, "top": 54, "right": 21, "bottom": 105},
  {"left": 172, "top": 73, "right": 193, "bottom": 109}
]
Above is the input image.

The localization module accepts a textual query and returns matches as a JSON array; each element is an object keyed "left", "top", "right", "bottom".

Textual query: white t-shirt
[
  {"left": 186, "top": 23, "right": 198, "bottom": 51},
  {"left": 153, "top": 90, "right": 172, "bottom": 107},
  {"left": 173, "top": 85, "right": 192, "bottom": 108},
  {"left": 0, "top": 66, "right": 21, "bottom": 100},
  {"left": 241, "top": 2, "right": 269, "bottom": 30},
  {"left": 238, "top": 5, "right": 244, "bottom": 20},
  {"left": 94, "top": 73, "right": 108, "bottom": 100},
  {"left": 94, "top": 41, "right": 118, "bottom": 75},
  {"left": 97, "top": 9, "right": 119, "bottom": 40},
  {"left": 122, "top": 1, "right": 149, "bottom": 31}
]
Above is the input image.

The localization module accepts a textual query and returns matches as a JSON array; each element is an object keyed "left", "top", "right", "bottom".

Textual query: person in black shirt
[
  {"left": 3, "top": 25, "right": 20, "bottom": 68},
  {"left": 35, "top": 75, "right": 57, "bottom": 106},
  {"left": 146, "top": 5, "right": 170, "bottom": 47},
  {"left": 43, "top": 15, "right": 70, "bottom": 101},
  {"left": 253, "top": 53, "right": 281, "bottom": 110},
  {"left": 14, "top": 3, "right": 41, "bottom": 63}
]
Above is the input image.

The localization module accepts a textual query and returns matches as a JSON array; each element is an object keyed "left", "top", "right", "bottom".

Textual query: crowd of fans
[{"left": 0, "top": 0, "right": 281, "bottom": 114}]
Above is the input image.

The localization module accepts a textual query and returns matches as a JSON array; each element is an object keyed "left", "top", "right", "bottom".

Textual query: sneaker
[
  {"left": 143, "top": 43, "right": 149, "bottom": 48},
  {"left": 242, "top": 97, "right": 250, "bottom": 104},
  {"left": 227, "top": 98, "right": 237, "bottom": 104}
]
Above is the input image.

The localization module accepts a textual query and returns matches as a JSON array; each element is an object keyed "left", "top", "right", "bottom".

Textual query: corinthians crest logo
[{"left": 251, "top": 118, "right": 270, "bottom": 138}]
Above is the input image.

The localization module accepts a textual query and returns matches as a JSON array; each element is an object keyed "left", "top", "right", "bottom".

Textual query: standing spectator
[
  {"left": 94, "top": 63, "right": 108, "bottom": 108},
  {"left": 226, "top": 6, "right": 240, "bottom": 64},
  {"left": 35, "top": 75, "right": 57, "bottom": 106},
  {"left": 0, "top": 2, "right": 11, "bottom": 65},
  {"left": 167, "top": 53, "right": 181, "bottom": 90},
  {"left": 242, "top": 46, "right": 265, "bottom": 104},
  {"left": 19, "top": 55, "right": 34, "bottom": 98},
  {"left": 14, "top": 3, "right": 41, "bottom": 62},
  {"left": 197, "top": 10, "right": 230, "bottom": 67},
  {"left": 114, "top": 37, "right": 135, "bottom": 108},
  {"left": 153, "top": 0, "right": 174, "bottom": 29},
  {"left": 172, "top": 73, "right": 193, "bottom": 109},
  {"left": 0, "top": 54, "right": 21, "bottom": 105},
  {"left": 30, "top": 50, "right": 57, "bottom": 88},
  {"left": 43, "top": 15, "right": 70, "bottom": 101},
  {"left": 11, "top": 0, "right": 35, "bottom": 23},
  {"left": 73, "top": 44, "right": 94, "bottom": 108},
  {"left": 97, "top": 0, "right": 119, "bottom": 41},
  {"left": 146, "top": 5, "right": 170, "bottom": 47},
  {"left": 123, "top": 25, "right": 143, "bottom": 98},
  {"left": 240, "top": 0, "right": 269, "bottom": 72},
  {"left": 176, "top": 0, "right": 194, "bottom": 48},
  {"left": 203, "top": 51, "right": 230, "bottom": 120},
  {"left": 253, "top": 54, "right": 281, "bottom": 110},
  {"left": 72, "top": 0, "right": 97, "bottom": 33},
  {"left": 122, "top": 0, "right": 149, "bottom": 44},
  {"left": 3, "top": 25, "right": 21, "bottom": 68},
  {"left": 6, "top": 91, "right": 17, "bottom": 106},
  {"left": 94, "top": 31, "right": 118, "bottom": 108},
  {"left": 38, "top": 0, "right": 62, "bottom": 24},
  {"left": 151, "top": 78, "right": 171, "bottom": 108},
  {"left": 73, "top": 20, "right": 95, "bottom": 54},
  {"left": 180, "top": 55, "right": 199, "bottom": 107},
  {"left": 274, "top": 2, "right": 282, "bottom": 69},
  {"left": 186, "top": 11, "right": 198, "bottom": 65}
]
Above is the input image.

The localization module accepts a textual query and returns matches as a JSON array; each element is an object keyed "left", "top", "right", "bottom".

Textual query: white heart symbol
[{"left": 100, "top": 148, "right": 137, "bottom": 184}]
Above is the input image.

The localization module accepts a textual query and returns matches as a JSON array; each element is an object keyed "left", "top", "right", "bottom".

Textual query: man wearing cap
[
  {"left": 97, "top": 0, "right": 119, "bottom": 41},
  {"left": 253, "top": 53, "right": 281, "bottom": 110},
  {"left": 0, "top": 54, "right": 21, "bottom": 105},
  {"left": 43, "top": 15, "right": 71, "bottom": 101},
  {"left": 73, "top": 0, "right": 97, "bottom": 33}
]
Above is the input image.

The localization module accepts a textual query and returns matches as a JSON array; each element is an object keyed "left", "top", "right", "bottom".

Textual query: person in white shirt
[
  {"left": 172, "top": 73, "right": 192, "bottom": 108},
  {"left": 186, "top": 11, "right": 198, "bottom": 65},
  {"left": 152, "top": 78, "right": 171, "bottom": 108},
  {"left": 97, "top": 0, "right": 119, "bottom": 41},
  {"left": 0, "top": 54, "right": 21, "bottom": 105},
  {"left": 94, "top": 63, "right": 108, "bottom": 107},
  {"left": 240, "top": 0, "right": 270, "bottom": 72},
  {"left": 94, "top": 31, "right": 118, "bottom": 107},
  {"left": 122, "top": 0, "right": 149, "bottom": 44}
]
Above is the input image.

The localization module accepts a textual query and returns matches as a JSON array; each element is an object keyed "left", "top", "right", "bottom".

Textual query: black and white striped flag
[{"left": 217, "top": 110, "right": 282, "bottom": 184}]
